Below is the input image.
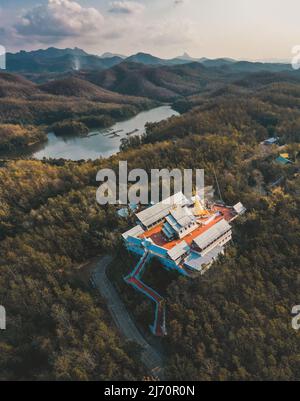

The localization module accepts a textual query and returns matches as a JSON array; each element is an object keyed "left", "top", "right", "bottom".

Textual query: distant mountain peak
[
  {"left": 125, "top": 52, "right": 165, "bottom": 65},
  {"left": 101, "top": 52, "right": 126, "bottom": 59},
  {"left": 178, "top": 52, "right": 194, "bottom": 60}
]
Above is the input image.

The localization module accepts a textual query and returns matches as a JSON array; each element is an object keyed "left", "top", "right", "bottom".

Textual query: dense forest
[
  {"left": 165, "top": 188, "right": 300, "bottom": 380},
  {"left": 0, "top": 71, "right": 156, "bottom": 152},
  {"left": 0, "top": 124, "right": 46, "bottom": 152},
  {"left": 0, "top": 61, "right": 300, "bottom": 380}
]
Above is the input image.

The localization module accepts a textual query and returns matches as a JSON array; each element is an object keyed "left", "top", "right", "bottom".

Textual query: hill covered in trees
[
  {"left": 0, "top": 71, "right": 156, "bottom": 152},
  {"left": 78, "top": 61, "right": 230, "bottom": 101},
  {"left": 0, "top": 73, "right": 37, "bottom": 99},
  {"left": 39, "top": 76, "right": 148, "bottom": 104},
  {"left": 0, "top": 63, "right": 300, "bottom": 380},
  {"left": 0, "top": 159, "right": 147, "bottom": 380},
  {"left": 0, "top": 60, "right": 299, "bottom": 150},
  {"left": 78, "top": 61, "right": 300, "bottom": 102},
  {"left": 165, "top": 187, "right": 300, "bottom": 380},
  {"left": 0, "top": 124, "right": 46, "bottom": 152}
]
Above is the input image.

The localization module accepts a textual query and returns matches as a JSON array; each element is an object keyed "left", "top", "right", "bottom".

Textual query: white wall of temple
[
  {"left": 197, "top": 231, "right": 232, "bottom": 256},
  {"left": 178, "top": 222, "right": 198, "bottom": 239}
]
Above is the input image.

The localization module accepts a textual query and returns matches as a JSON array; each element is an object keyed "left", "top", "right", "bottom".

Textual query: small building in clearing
[
  {"left": 275, "top": 155, "right": 293, "bottom": 165},
  {"left": 264, "top": 137, "right": 279, "bottom": 145}
]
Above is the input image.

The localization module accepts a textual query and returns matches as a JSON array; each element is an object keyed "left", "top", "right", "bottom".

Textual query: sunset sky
[{"left": 0, "top": 0, "right": 299, "bottom": 60}]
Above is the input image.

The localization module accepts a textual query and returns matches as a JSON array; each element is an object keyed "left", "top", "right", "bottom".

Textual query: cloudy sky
[{"left": 0, "top": 0, "right": 299, "bottom": 60}]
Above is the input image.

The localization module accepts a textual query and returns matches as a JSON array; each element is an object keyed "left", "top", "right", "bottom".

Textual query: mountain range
[
  {"left": 2, "top": 49, "right": 300, "bottom": 104},
  {"left": 4, "top": 47, "right": 295, "bottom": 76},
  {"left": 75, "top": 60, "right": 300, "bottom": 102},
  {"left": 77, "top": 61, "right": 217, "bottom": 101}
]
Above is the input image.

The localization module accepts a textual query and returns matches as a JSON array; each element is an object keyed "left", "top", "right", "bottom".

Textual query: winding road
[{"left": 91, "top": 255, "right": 164, "bottom": 380}]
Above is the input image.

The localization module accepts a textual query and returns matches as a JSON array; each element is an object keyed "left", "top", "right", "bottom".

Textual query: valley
[
  {"left": 1, "top": 49, "right": 300, "bottom": 158},
  {"left": 28, "top": 105, "right": 179, "bottom": 160}
]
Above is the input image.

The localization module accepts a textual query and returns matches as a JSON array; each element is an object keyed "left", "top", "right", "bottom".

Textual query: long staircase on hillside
[{"left": 124, "top": 251, "right": 167, "bottom": 337}]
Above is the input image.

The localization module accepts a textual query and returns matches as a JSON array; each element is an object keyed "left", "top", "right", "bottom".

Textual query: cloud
[
  {"left": 15, "top": 0, "right": 104, "bottom": 40},
  {"left": 108, "top": 1, "right": 145, "bottom": 15},
  {"left": 4, "top": 0, "right": 195, "bottom": 57}
]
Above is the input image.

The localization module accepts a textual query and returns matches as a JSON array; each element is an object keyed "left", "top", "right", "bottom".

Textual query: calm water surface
[{"left": 31, "top": 105, "right": 179, "bottom": 161}]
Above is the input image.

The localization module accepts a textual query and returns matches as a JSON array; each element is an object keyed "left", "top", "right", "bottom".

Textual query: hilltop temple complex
[{"left": 122, "top": 189, "right": 246, "bottom": 336}]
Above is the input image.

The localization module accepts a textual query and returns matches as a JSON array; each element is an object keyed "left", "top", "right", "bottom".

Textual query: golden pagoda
[{"left": 193, "top": 192, "right": 210, "bottom": 217}]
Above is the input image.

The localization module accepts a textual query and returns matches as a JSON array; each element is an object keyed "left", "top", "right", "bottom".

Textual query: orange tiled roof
[{"left": 139, "top": 205, "right": 234, "bottom": 250}]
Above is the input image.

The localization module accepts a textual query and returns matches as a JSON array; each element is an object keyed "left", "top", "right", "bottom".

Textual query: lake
[{"left": 30, "top": 105, "right": 179, "bottom": 161}]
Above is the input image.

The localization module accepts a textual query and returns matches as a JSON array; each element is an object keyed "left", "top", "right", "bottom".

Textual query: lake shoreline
[{"left": 24, "top": 105, "right": 180, "bottom": 161}]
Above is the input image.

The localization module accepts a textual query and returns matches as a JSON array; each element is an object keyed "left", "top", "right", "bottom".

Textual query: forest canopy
[{"left": 0, "top": 66, "right": 300, "bottom": 380}]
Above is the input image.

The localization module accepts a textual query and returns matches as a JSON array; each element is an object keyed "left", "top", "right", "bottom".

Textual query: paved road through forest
[{"left": 91, "top": 255, "right": 164, "bottom": 380}]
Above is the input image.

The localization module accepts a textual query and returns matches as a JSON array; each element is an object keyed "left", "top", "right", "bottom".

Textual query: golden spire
[
  {"left": 194, "top": 197, "right": 204, "bottom": 216},
  {"left": 193, "top": 191, "right": 209, "bottom": 217}
]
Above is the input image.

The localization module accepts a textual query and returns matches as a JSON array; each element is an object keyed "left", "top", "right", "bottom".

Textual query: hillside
[
  {"left": 1, "top": 62, "right": 300, "bottom": 132},
  {"left": 0, "top": 72, "right": 39, "bottom": 99},
  {"left": 0, "top": 124, "right": 46, "bottom": 152},
  {"left": 0, "top": 71, "right": 156, "bottom": 149},
  {"left": 79, "top": 61, "right": 222, "bottom": 101},
  {"left": 78, "top": 60, "right": 300, "bottom": 102},
  {"left": 38, "top": 76, "right": 152, "bottom": 105}
]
